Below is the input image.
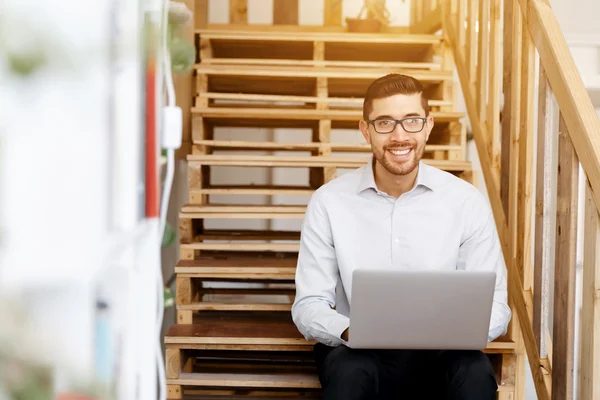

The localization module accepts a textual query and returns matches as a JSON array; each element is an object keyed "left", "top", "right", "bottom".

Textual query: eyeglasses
[{"left": 368, "top": 117, "right": 428, "bottom": 134}]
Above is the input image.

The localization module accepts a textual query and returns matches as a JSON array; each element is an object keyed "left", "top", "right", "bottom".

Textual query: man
[{"left": 291, "top": 74, "right": 511, "bottom": 400}]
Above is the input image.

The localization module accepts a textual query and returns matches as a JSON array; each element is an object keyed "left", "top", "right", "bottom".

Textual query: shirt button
[{"left": 394, "top": 238, "right": 400, "bottom": 243}]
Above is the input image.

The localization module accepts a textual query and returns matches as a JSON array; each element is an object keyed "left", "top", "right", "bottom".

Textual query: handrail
[{"left": 436, "top": 1, "right": 600, "bottom": 400}]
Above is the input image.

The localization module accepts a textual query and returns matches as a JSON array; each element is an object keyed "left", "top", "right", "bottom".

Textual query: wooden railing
[
  {"left": 410, "top": 0, "right": 442, "bottom": 34},
  {"left": 436, "top": 0, "right": 600, "bottom": 399}
]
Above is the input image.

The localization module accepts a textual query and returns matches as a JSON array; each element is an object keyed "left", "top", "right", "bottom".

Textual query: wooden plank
[
  {"left": 533, "top": 67, "right": 556, "bottom": 359},
  {"left": 191, "top": 185, "right": 315, "bottom": 196},
  {"left": 517, "top": 30, "right": 535, "bottom": 291},
  {"left": 324, "top": 0, "right": 342, "bottom": 26},
  {"left": 476, "top": 0, "right": 490, "bottom": 118},
  {"left": 167, "top": 371, "right": 320, "bottom": 389},
  {"left": 186, "top": 154, "right": 472, "bottom": 172},
  {"left": 552, "top": 115, "right": 579, "bottom": 400},
  {"left": 202, "top": 57, "right": 441, "bottom": 70},
  {"left": 466, "top": 0, "right": 477, "bottom": 83},
  {"left": 194, "top": 0, "right": 208, "bottom": 29},
  {"left": 173, "top": 0, "right": 195, "bottom": 160},
  {"left": 228, "top": 0, "right": 247, "bottom": 24},
  {"left": 579, "top": 181, "right": 600, "bottom": 400},
  {"left": 193, "top": 107, "right": 463, "bottom": 122},
  {"left": 488, "top": 0, "right": 502, "bottom": 171},
  {"left": 180, "top": 204, "right": 307, "bottom": 214},
  {"left": 179, "top": 303, "right": 292, "bottom": 312},
  {"left": 517, "top": 0, "right": 600, "bottom": 215},
  {"left": 167, "top": 384, "right": 182, "bottom": 399},
  {"left": 193, "top": 139, "right": 460, "bottom": 153},
  {"left": 182, "top": 243, "right": 300, "bottom": 252},
  {"left": 410, "top": 3, "right": 442, "bottom": 34},
  {"left": 273, "top": 0, "right": 298, "bottom": 25},
  {"left": 195, "top": 64, "right": 452, "bottom": 80},
  {"left": 500, "top": 0, "right": 515, "bottom": 218},
  {"left": 197, "top": 29, "right": 442, "bottom": 44}
]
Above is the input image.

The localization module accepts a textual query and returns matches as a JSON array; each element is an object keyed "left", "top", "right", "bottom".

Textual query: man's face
[{"left": 359, "top": 93, "right": 434, "bottom": 176}]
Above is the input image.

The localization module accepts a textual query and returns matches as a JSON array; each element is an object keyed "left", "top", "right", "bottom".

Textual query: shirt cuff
[{"left": 328, "top": 314, "right": 350, "bottom": 345}]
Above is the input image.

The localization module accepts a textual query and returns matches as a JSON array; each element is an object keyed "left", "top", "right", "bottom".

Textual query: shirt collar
[{"left": 356, "top": 156, "right": 437, "bottom": 194}]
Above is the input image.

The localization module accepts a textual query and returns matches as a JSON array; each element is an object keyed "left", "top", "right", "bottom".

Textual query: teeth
[{"left": 390, "top": 149, "right": 411, "bottom": 156}]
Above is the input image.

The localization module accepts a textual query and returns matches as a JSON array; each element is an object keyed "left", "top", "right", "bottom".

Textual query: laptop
[{"left": 347, "top": 269, "right": 496, "bottom": 350}]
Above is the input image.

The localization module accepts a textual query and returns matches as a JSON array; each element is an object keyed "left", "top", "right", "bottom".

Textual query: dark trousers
[{"left": 314, "top": 343, "right": 498, "bottom": 400}]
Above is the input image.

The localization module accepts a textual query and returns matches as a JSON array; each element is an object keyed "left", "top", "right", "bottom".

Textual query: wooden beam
[
  {"left": 488, "top": 0, "right": 501, "bottom": 171},
  {"left": 195, "top": 0, "right": 208, "bottom": 29},
  {"left": 501, "top": 0, "right": 514, "bottom": 218},
  {"left": 579, "top": 181, "right": 600, "bottom": 400},
  {"left": 533, "top": 66, "right": 556, "bottom": 359},
  {"left": 324, "top": 0, "right": 342, "bottom": 26},
  {"left": 552, "top": 115, "right": 579, "bottom": 400},
  {"left": 517, "top": 0, "right": 600, "bottom": 216},
  {"left": 517, "top": 30, "right": 535, "bottom": 290},
  {"left": 229, "top": 0, "right": 247, "bottom": 24},
  {"left": 273, "top": 0, "right": 298, "bottom": 25},
  {"left": 174, "top": 0, "right": 195, "bottom": 160}
]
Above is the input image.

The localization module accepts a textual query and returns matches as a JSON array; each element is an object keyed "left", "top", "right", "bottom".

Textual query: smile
[{"left": 388, "top": 148, "right": 412, "bottom": 156}]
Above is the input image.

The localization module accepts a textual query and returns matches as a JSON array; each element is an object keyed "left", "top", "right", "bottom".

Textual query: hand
[{"left": 341, "top": 328, "right": 349, "bottom": 341}]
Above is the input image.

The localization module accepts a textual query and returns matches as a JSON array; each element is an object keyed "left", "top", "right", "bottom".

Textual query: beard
[{"left": 373, "top": 140, "right": 424, "bottom": 176}]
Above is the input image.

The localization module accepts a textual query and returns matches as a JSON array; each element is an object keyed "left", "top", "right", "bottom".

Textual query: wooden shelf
[
  {"left": 186, "top": 154, "right": 472, "bottom": 172},
  {"left": 175, "top": 257, "right": 297, "bottom": 277},
  {"left": 190, "top": 185, "right": 315, "bottom": 196},
  {"left": 197, "top": 65, "right": 450, "bottom": 101},
  {"left": 167, "top": 371, "right": 320, "bottom": 389},
  {"left": 180, "top": 204, "right": 306, "bottom": 220},
  {"left": 194, "top": 139, "right": 461, "bottom": 154},
  {"left": 193, "top": 107, "right": 463, "bottom": 123},
  {"left": 198, "top": 29, "right": 442, "bottom": 66}
]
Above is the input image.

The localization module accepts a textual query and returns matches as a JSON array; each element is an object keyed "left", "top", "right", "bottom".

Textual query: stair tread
[
  {"left": 198, "top": 28, "right": 442, "bottom": 43},
  {"left": 168, "top": 371, "right": 320, "bottom": 389},
  {"left": 166, "top": 319, "right": 516, "bottom": 353},
  {"left": 186, "top": 154, "right": 472, "bottom": 171},
  {"left": 166, "top": 320, "right": 307, "bottom": 343},
  {"left": 193, "top": 107, "right": 464, "bottom": 122},
  {"left": 196, "top": 64, "right": 452, "bottom": 79},
  {"left": 181, "top": 204, "right": 307, "bottom": 213}
]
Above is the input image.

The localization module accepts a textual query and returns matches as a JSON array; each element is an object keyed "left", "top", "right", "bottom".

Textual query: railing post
[
  {"left": 553, "top": 115, "right": 580, "bottom": 400},
  {"left": 533, "top": 67, "right": 557, "bottom": 361},
  {"left": 579, "top": 181, "right": 600, "bottom": 400}
]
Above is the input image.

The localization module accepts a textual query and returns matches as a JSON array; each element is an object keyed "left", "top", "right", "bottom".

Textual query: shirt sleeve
[
  {"left": 291, "top": 190, "right": 349, "bottom": 347},
  {"left": 457, "top": 191, "right": 512, "bottom": 343}
]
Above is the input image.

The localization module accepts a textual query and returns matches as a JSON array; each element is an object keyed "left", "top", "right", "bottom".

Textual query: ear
[
  {"left": 359, "top": 120, "right": 371, "bottom": 144},
  {"left": 424, "top": 115, "right": 434, "bottom": 142}
]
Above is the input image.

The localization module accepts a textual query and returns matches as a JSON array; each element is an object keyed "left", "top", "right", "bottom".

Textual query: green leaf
[
  {"left": 161, "top": 221, "right": 176, "bottom": 248},
  {"left": 164, "top": 287, "right": 174, "bottom": 308}
]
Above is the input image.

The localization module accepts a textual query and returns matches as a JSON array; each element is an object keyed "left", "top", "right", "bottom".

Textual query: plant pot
[{"left": 345, "top": 17, "right": 382, "bottom": 33}]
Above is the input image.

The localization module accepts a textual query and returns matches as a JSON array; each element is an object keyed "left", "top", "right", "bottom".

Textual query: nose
[{"left": 389, "top": 122, "right": 410, "bottom": 141}]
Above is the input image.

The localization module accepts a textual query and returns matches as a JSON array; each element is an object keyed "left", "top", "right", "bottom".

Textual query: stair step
[
  {"left": 180, "top": 204, "right": 306, "bottom": 219},
  {"left": 168, "top": 371, "right": 320, "bottom": 389},
  {"left": 166, "top": 319, "right": 311, "bottom": 349},
  {"left": 196, "top": 65, "right": 451, "bottom": 104},
  {"left": 176, "top": 255, "right": 297, "bottom": 280},
  {"left": 191, "top": 185, "right": 315, "bottom": 196},
  {"left": 193, "top": 107, "right": 463, "bottom": 123},
  {"left": 194, "top": 139, "right": 461, "bottom": 153},
  {"left": 198, "top": 29, "right": 442, "bottom": 68},
  {"left": 186, "top": 154, "right": 472, "bottom": 171}
]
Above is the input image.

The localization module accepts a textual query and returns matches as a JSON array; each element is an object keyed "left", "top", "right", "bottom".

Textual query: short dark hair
[{"left": 362, "top": 73, "right": 430, "bottom": 120}]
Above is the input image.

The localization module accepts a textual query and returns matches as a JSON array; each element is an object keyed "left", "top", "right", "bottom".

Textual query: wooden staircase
[
  {"left": 165, "top": 1, "right": 600, "bottom": 399},
  {"left": 165, "top": 3, "right": 515, "bottom": 397}
]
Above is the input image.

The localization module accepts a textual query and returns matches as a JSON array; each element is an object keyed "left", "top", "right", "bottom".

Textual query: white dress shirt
[{"left": 291, "top": 157, "right": 512, "bottom": 347}]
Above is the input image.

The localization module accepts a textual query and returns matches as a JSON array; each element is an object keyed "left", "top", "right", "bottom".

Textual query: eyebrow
[{"left": 372, "top": 113, "right": 424, "bottom": 120}]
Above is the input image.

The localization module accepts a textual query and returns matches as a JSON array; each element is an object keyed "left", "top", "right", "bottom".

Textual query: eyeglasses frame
[{"left": 367, "top": 116, "right": 430, "bottom": 134}]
